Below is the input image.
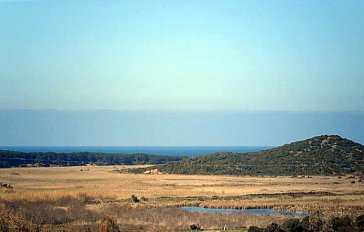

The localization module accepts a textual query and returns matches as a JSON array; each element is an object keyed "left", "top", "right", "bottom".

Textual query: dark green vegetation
[
  {"left": 248, "top": 214, "right": 364, "bottom": 232},
  {"left": 0, "top": 150, "right": 186, "bottom": 168},
  {"left": 142, "top": 135, "right": 364, "bottom": 176}
]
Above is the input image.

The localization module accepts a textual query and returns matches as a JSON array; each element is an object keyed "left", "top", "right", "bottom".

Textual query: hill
[
  {"left": 142, "top": 135, "right": 364, "bottom": 176},
  {"left": 0, "top": 150, "right": 186, "bottom": 168}
]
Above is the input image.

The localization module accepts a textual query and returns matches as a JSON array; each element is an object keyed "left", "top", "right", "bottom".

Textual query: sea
[{"left": 0, "top": 146, "right": 271, "bottom": 157}]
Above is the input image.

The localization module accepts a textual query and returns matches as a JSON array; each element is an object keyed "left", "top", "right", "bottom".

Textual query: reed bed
[
  {"left": 1, "top": 165, "right": 364, "bottom": 231},
  {"left": 103, "top": 204, "right": 296, "bottom": 231}
]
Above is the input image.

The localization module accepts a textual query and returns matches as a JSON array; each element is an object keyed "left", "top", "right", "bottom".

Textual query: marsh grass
[
  {"left": 1, "top": 166, "right": 363, "bottom": 200},
  {"left": 104, "top": 204, "right": 294, "bottom": 231},
  {"left": 1, "top": 166, "right": 364, "bottom": 231},
  {"left": 0, "top": 194, "right": 102, "bottom": 226},
  {"left": 0, "top": 195, "right": 294, "bottom": 232}
]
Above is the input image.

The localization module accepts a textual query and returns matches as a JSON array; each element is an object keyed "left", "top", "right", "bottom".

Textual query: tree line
[{"left": 0, "top": 150, "right": 186, "bottom": 168}]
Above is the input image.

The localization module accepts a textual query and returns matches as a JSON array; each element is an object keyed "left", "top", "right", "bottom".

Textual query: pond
[{"left": 182, "top": 207, "right": 307, "bottom": 216}]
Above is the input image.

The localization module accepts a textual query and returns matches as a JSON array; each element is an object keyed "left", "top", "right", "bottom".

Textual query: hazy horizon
[{"left": 1, "top": 109, "right": 363, "bottom": 146}]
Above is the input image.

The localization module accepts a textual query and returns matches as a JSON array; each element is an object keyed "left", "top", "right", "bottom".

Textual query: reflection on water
[{"left": 182, "top": 206, "right": 307, "bottom": 215}]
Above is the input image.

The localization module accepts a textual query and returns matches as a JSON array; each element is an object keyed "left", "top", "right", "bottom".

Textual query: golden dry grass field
[
  {"left": 1, "top": 165, "right": 363, "bottom": 200},
  {"left": 1, "top": 165, "right": 364, "bottom": 231}
]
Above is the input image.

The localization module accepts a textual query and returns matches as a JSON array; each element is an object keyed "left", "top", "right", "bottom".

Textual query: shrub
[
  {"left": 0, "top": 183, "right": 13, "bottom": 189},
  {"left": 355, "top": 215, "right": 364, "bottom": 231},
  {"left": 0, "top": 195, "right": 102, "bottom": 226},
  {"left": 282, "top": 218, "right": 306, "bottom": 232},
  {"left": 265, "top": 222, "right": 285, "bottom": 232},
  {"left": 190, "top": 223, "right": 201, "bottom": 231},
  {"left": 309, "top": 212, "right": 324, "bottom": 232},
  {"left": 248, "top": 225, "right": 264, "bottom": 232},
  {"left": 131, "top": 195, "right": 139, "bottom": 203},
  {"left": 99, "top": 216, "right": 120, "bottom": 232},
  {"left": 330, "top": 216, "right": 355, "bottom": 232},
  {"left": 301, "top": 216, "right": 310, "bottom": 231},
  {"left": 0, "top": 204, "right": 39, "bottom": 232}
]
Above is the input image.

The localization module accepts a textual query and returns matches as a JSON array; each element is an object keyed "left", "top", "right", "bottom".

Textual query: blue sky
[
  {"left": 1, "top": 0, "right": 363, "bottom": 111},
  {"left": 0, "top": 1, "right": 363, "bottom": 145}
]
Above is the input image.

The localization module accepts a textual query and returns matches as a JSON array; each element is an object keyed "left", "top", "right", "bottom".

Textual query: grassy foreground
[{"left": 1, "top": 165, "right": 364, "bottom": 231}]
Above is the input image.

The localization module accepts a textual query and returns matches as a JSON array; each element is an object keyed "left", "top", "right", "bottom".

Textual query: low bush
[
  {"left": 248, "top": 226, "right": 264, "bottom": 232},
  {"left": 330, "top": 216, "right": 355, "bottom": 232},
  {"left": 0, "top": 204, "right": 39, "bottom": 232},
  {"left": 356, "top": 215, "right": 364, "bottom": 231},
  {"left": 265, "top": 222, "right": 285, "bottom": 232},
  {"left": 99, "top": 216, "right": 120, "bottom": 232},
  {"left": 0, "top": 194, "right": 103, "bottom": 230},
  {"left": 282, "top": 218, "right": 308, "bottom": 232},
  {"left": 248, "top": 214, "right": 364, "bottom": 232},
  {"left": 131, "top": 195, "right": 140, "bottom": 203}
]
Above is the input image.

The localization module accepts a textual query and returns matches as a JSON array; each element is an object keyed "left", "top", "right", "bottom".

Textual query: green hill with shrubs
[{"left": 149, "top": 135, "right": 364, "bottom": 176}]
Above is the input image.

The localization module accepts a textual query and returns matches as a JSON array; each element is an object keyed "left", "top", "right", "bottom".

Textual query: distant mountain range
[{"left": 146, "top": 135, "right": 364, "bottom": 176}]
